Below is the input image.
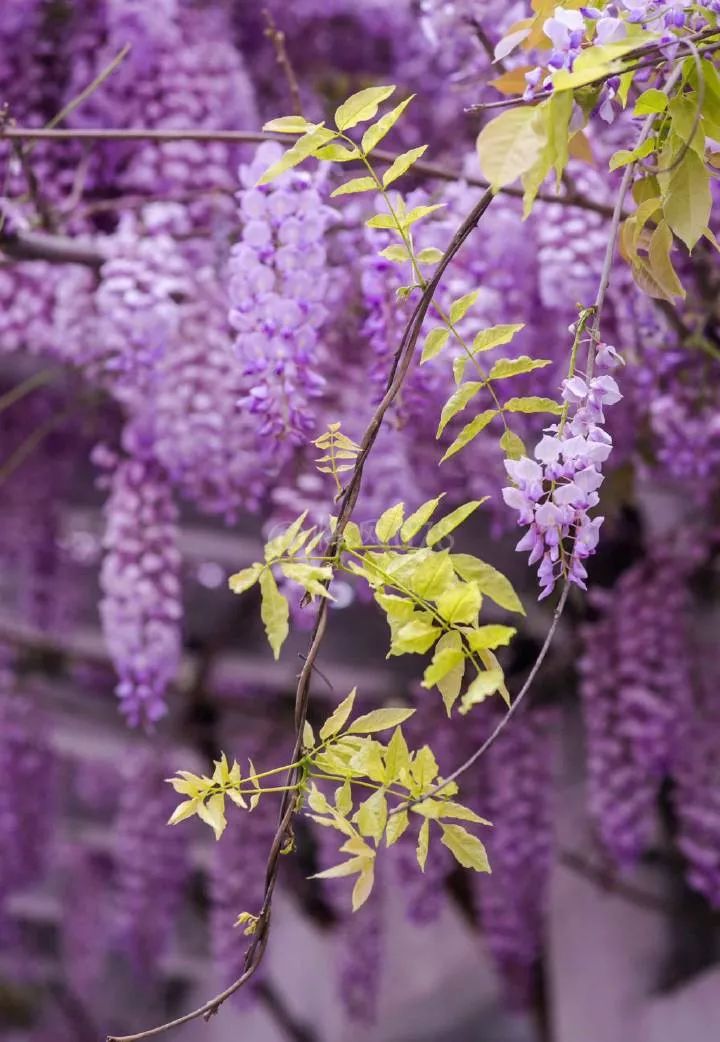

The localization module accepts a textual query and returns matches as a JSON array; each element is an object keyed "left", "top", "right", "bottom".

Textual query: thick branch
[
  {"left": 1, "top": 126, "right": 617, "bottom": 217},
  {"left": 0, "top": 228, "right": 105, "bottom": 267}
]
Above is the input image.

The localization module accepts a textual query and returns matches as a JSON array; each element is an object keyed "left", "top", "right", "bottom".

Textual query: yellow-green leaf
[
  {"left": 440, "top": 410, "right": 498, "bottom": 463},
  {"left": 647, "top": 219, "right": 686, "bottom": 301},
  {"left": 459, "top": 669, "right": 505, "bottom": 713},
  {"left": 265, "top": 511, "right": 309, "bottom": 561},
  {"left": 402, "top": 203, "right": 446, "bottom": 228},
  {"left": 386, "top": 809, "right": 409, "bottom": 846},
  {"left": 263, "top": 115, "right": 314, "bottom": 134},
  {"left": 417, "top": 818, "right": 430, "bottom": 871},
  {"left": 436, "top": 583, "right": 481, "bottom": 626},
  {"left": 449, "top": 291, "right": 479, "bottom": 325},
  {"left": 382, "top": 145, "right": 428, "bottom": 187},
  {"left": 384, "top": 726, "right": 411, "bottom": 784},
  {"left": 346, "top": 707, "right": 415, "bottom": 734},
  {"left": 503, "top": 396, "right": 562, "bottom": 414},
  {"left": 488, "top": 356, "right": 551, "bottom": 381},
  {"left": 390, "top": 618, "right": 442, "bottom": 655},
  {"left": 366, "top": 212, "right": 398, "bottom": 229},
  {"left": 426, "top": 500, "right": 486, "bottom": 547},
  {"left": 416, "top": 247, "right": 444, "bottom": 264},
  {"left": 380, "top": 244, "right": 410, "bottom": 262},
  {"left": 320, "top": 688, "right": 357, "bottom": 741},
  {"left": 315, "top": 143, "right": 361, "bottom": 162},
  {"left": 335, "top": 780, "right": 353, "bottom": 817},
  {"left": 313, "top": 855, "right": 367, "bottom": 880},
  {"left": 228, "top": 562, "right": 263, "bottom": 595},
  {"left": 335, "top": 85, "right": 396, "bottom": 131},
  {"left": 476, "top": 107, "right": 545, "bottom": 189},
  {"left": 361, "top": 95, "right": 415, "bottom": 152},
  {"left": 167, "top": 799, "right": 199, "bottom": 826},
  {"left": 634, "top": 88, "right": 668, "bottom": 116},
  {"left": 376, "top": 502, "right": 405, "bottom": 542},
  {"left": 412, "top": 745, "right": 439, "bottom": 791},
  {"left": 400, "top": 495, "right": 445, "bottom": 543},
  {"left": 465, "top": 624, "right": 517, "bottom": 651},
  {"left": 451, "top": 557, "right": 524, "bottom": 614},
  {"left": 421, "top": 327, "right": 450, "bottom": 363},
  {"left": 472, "top": 323, "right": 525, "bottom": 354},
  {"left": 356, "top": 789, "right": 388, "bottom": 843},
  {"left": 197, "top": 793, "right": 227, "bottom": 841},
  {"left": 500, "top": 428, "right": 526, "bottom": 459},
  {"left": 440, "top": 823, "right": 491, "bottom": 872},
  {"left": 331, "top": 176, "right": 377, "bottom": 197},
  {"left": 662, "top": 148, "right": 711, "bottom": 251},
  {"left": 437, "top": 383, "right": 483, "bottom": 436},
  {"left": 352, "top": 862, "right": 375, "bottom": 910},
  {"left": 422, "top": 631, "right": 465, "bottom": 713},
  {"left": 259, "top": 568, "right": 289, "bottom": 660},
  {"left": 257, "top": 126, "right": 336, "bottom": 184}
]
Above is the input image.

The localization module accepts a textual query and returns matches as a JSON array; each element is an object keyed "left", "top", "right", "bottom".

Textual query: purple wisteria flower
[{"left": 502, "top": 344, "right": 623, "bottom": 598}]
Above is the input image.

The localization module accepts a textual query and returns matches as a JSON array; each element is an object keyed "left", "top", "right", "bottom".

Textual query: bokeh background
[{"left": 1, "top": 2, "right": 720, "bottom": 1041}]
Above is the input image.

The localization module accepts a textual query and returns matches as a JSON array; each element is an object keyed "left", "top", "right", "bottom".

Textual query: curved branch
[{"left": 105, "top": 187, "right": 495, "bottom": 1042}]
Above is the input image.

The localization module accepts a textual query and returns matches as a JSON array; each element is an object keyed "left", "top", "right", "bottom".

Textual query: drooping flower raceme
[
  {"left": 96, "top": 448, "right": 182, "bottom": 727},
  {"left": 228, "top": 143, "right": 335, "bottom": 458},
  {"left": 502, "top": 346, "right": 623, "bottom": 598}
]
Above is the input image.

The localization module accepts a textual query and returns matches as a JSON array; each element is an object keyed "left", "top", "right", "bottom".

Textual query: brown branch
[
  {"left": 105, "top": 186, "right": 495, "bottom": 1042},
  {"left": 0, "top": 126, "right": 618, "bottom": 217},
  {"left": 560, "top": 850, "right": 670, "bottom": 914},
  {"left": 0, "top": 227, "right": 106, "bottom": 267},
  {"left": 263, "top": 10, "right": 303, "bottom": 117}
]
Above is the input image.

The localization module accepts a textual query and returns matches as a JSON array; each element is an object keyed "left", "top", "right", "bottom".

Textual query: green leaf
[
  {"left": 426, "top": 500, "right": 485, "bottom": 547},
  {"left": 434, "top": 801, "right": 492, "bottom": 826},
  {"left": 346, "top": 707, "right": 416, "bottom": 734},
  {"left": 228, "top": 562, "right": 263, "bottom": 595},
  {"left": 634, "top": 88, "right": 668, "bottom": 116},
  {"left": 440, "top": 411, "right": 498, "bottom": 463},
  {"left": 356, "top": 789, "right": 388, "bottom": 843},
  {"left": 472, "top": 323, "right": 525, "bottom": 354},
  {"left": 401, "top": 550, "right": 456, "bottom": 600},
  {"left": 440, "top": 823, "right": 491, "bottom": 872},
  {"left": 263, "top": 116, "right": 315, "bottom": 134},
  {"left": 386, "top": 809, "right": 409, "bottom": 846},
  {"left": 344, "top": 521, "right": 363, "bottom": 549},
  {"left": 452, "top": 555, "right": 525, "bottom": 615},
  {"left": 320, "top": 688, "right": 357, "bottom": 741},
  {"left": 400, "top": 495, "right": 445, "bottom": 543},
  {"left": 436, "top": 583, "right": 481, "bottom": 626},
  {"left": 459, "top": 669, "right": 505, "bottom": 713},
  {"left": 662, "top": 148, "right": 711, "bottom": 251},
  {"left": 488, "top": 356, "right": 551, "bottom": 381},
  {"left": 449, "top": 291, "right": 479, "bottom": 325},
  {"left": 416, "top": 818, "right": 430, "bottom": 871},
  {"left": 376, "top": 502, "right": 405, "bottom": 542},
  {"left": 500, "top": 428, "right": 526, "bottom": 460},
  {"left": 465, "top": 624, "right": 517, "bottom": 651},
  {"left": 259, "top": 569, "right": 289, "bottom": 660},
  {"left": 421, "top": 327, "right": 450, "bottom": 363},
  {"left": 553, "top": 37, "right": 654, "bottom": 92},
  {"left": 609, "top": 137, "right": 655, "bottom": 171},
  {"left": 503, "top": 396, "right": 562, "bottom": 415},
  {"left": 361, "top": 94, "right": 415, "bottom": 152},
  {"left": 436, "top": 384, "right": 484, "bottom": 436},
  {"left": 382, "top": 145, "right": 428, "bottom": 187},
  {"left": 416, "top": 247, "right": 444, "bottom": 264},
  {"left": 257, "top": 126, "right": 336, "bottom": 184},
  {"left": 647, "top": 219, "right": 686, "bottom": 301},
  {"left": 335, "top": 85, "right": 396, "bottom": 131},
  {"left": 422, "top": 631, "right": 465, "bottom": 713},
  {"left": 331, "top": 176, "right": 377, "bottom": 197},
  {"left": 476, "top": 107, "right": 545, "bottom": 189}
]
